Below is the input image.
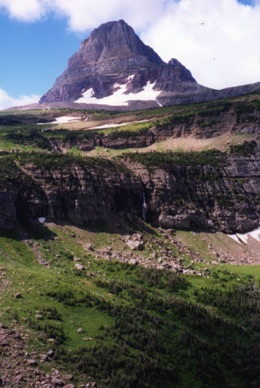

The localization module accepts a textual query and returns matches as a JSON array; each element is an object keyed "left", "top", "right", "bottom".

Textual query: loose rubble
[{"left": 0, "top": 323, "right": 96, "bottom": 387}]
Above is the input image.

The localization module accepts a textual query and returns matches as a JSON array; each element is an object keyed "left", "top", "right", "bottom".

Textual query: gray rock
[
  {"left": 74, "top": 263, "right": 84, "bottom": 271},
  {"left": 128, "top": 259, "right": 139, "bottom": 266},
  {"left": 26, "top": 359, "right": 38, "bottom": 366},
  {"left": 126, "top": 240, "right": 144, "bottom": 251}
]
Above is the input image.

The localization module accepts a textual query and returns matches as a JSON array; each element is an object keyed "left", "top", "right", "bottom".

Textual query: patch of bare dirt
[
  {"left": 0, "top": 322, "right": 86, "bottom": 387},
  {"left": 142, "top": 132, "right": 234, "bottom": 153}
]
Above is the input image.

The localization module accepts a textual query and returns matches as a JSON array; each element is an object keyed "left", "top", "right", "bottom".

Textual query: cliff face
[
  {"left": 0, "top": 192, "right": 17, "bottom": 229},
  {"left": 0, "top": 149, "right": 259, "bottom": 234},
  {"left": 15, "top": 158, "right": 142, "bottom": 228},
  {"left": 124, "top": 149, "right": 260, "bottom": 233},
  {"left": 0, "top": 156, "right": 143, "bottom": 229}
]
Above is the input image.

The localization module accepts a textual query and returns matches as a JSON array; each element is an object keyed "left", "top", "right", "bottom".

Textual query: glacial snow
[
  {"left": 51, "top": 116, "right": 80, "bottom": 124},
  {"left": 75, "top": 80, "right": 161, "bottom": 106},
  {"left": 228, "top": 227, "right": 260, "bottom": 245}
]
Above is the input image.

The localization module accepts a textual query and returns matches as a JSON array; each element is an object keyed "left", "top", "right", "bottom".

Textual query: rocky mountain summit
[
  {"left": 40, "top": 20, "right": 260, "bottom": 109},
  {"left": 40, "top": 19, "right": 202, "bottom": 107}
]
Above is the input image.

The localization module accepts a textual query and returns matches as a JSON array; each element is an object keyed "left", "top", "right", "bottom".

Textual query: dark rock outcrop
[
  {"left": 0, "top": 148, "right": 259, "bottom": 234},
  {"left": 10, "top": 157, "right": 143, "bottom": 228},
  {"left": 0, "top": 192, "right": 17, "bottom": 229},
  {"left": 124, "top": 148, "right": 260, "bottom": 234}
]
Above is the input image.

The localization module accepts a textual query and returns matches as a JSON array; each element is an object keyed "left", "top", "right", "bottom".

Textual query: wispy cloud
[
  {"left": 0, "top": 0, "right": 46, "bottom": 21},
  {"left": 0, "top": 0, "right": 259, "bottom": 89},
  {"left": 0, "top": 0, "right": 169, "bottom": 28},
  {"left": 49, "top": 0, "right": 170, "bottom": 31},
  {"left": 0, "top": 88, "right": 40, "bottom": 110},
  {"left": 141, "top": 0, "right": 260, "bottom": 88}
]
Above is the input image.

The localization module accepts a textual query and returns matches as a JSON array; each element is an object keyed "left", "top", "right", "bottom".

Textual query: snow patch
[
  {"left": 91, "top": 122, "right": 130, "bottom": 129},
  {"left": 75, "top": 80, "right": 161, "bottom": 106},
  {"left": 91, "top": 119, "right": 149, "bottom": 130},
  {"left": 248, "top": 228, "right": 260, "bottom": 242},
  {"left": 228, "top": 227, "right": 260, "bottom": 245},
  {"left": 228, "top": 234, "right": 242, "bottom": 244},
  {"left": 51, "top": 116, "right": 80, "bottom": 124}
]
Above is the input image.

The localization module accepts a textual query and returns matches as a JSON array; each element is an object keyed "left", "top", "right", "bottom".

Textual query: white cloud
[
  {"left": 0, "top": 0, "right": 169, "bottom": 27},
  {"left": 0, "top": 0, "right": 259, "bottom": 89},
  {"left": 141, "top": 0, "right": 260, "bottom": 89},
  {"left": 0, "top": 88, "right": 40, "bottom": 110},
  {"left": 43, "top": 0, "right": 170, "bottom": 31},
  {"left": 0, "top": 0, "right": 46, "bottom": 21}
]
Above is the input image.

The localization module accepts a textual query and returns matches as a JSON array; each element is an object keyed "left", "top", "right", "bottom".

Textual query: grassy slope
[
  {"left": 0, "top": 94, "right": 259, "bottom": 386},
  {"left": 0, "top": 93, "right": 259, "bottom": 155},
  {"left": 0, "top": 221, "right": 259, "bottom": 387}
]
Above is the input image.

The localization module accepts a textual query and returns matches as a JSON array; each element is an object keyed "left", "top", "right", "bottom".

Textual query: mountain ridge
[
  {"left": 39, "top": 20, "right": 209, "bottom": 107},
  {"left": 39, "top": 20, "right": 260, "bottom": 110}
]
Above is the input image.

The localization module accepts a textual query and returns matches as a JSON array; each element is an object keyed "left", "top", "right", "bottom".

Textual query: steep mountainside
[
  {"left": 0, "top": 146, "right": 259, "bottom": 234},
  {"left": 40, "top": 20, "right": 201, "bottom": 106},
  {"left": 40, "top": 20, "right": 260, "bottom": 109}
]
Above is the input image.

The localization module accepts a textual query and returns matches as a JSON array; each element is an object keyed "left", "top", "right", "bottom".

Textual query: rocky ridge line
[{"left": 40, "top": 20, "right": 260, "bottom": 109}]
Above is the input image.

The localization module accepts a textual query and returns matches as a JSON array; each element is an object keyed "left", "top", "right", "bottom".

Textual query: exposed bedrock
[
  {"left": 125, "top": 155, "right": 260, "bottom": 234},
  {"left": 0, "top": 149, "right": 259, "bottom": 234}
]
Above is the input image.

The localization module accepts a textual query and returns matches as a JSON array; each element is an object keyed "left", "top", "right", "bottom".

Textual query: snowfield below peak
[
  {"left": 75, "top": 80, "right": 162, "bottom": 107},
  {"left": 228, "top": 227, "right": 260, "bottom": 245}
]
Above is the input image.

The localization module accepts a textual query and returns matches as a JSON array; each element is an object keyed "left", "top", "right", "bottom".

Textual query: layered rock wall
[
  {"left": 15, "top": 160, "right": 142, "bottom": 227},
  {"left": 0, "top": 150, "right": 259, "bottom": 234},
  {"left": 124, "top": 150, "right": 260, "bottom": 233}
]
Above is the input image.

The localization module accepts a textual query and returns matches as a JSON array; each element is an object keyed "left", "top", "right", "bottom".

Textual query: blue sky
[
  {"left": 0, "top": 0, "right": 259, "bottom": 109},
  {"left": 0, "top": 16, "right": 84, "bottom": 97}
]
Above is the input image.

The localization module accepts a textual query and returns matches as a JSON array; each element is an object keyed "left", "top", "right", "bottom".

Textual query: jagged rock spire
[{"left": 40, "top": 20, "right": 198, "bottom": 106}]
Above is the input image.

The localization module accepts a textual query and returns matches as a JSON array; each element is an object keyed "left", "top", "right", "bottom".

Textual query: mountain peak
[
  {"left": 39, "top": 20, "right": 202, "bottom": 107},
  {"left": 78, "top": 19, "right": 163, "bottom": 65}
]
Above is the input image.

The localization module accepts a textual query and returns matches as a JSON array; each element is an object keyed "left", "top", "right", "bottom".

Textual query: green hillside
[{"left": 0, "top": 94, "right": 259, "bottom": 387}]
